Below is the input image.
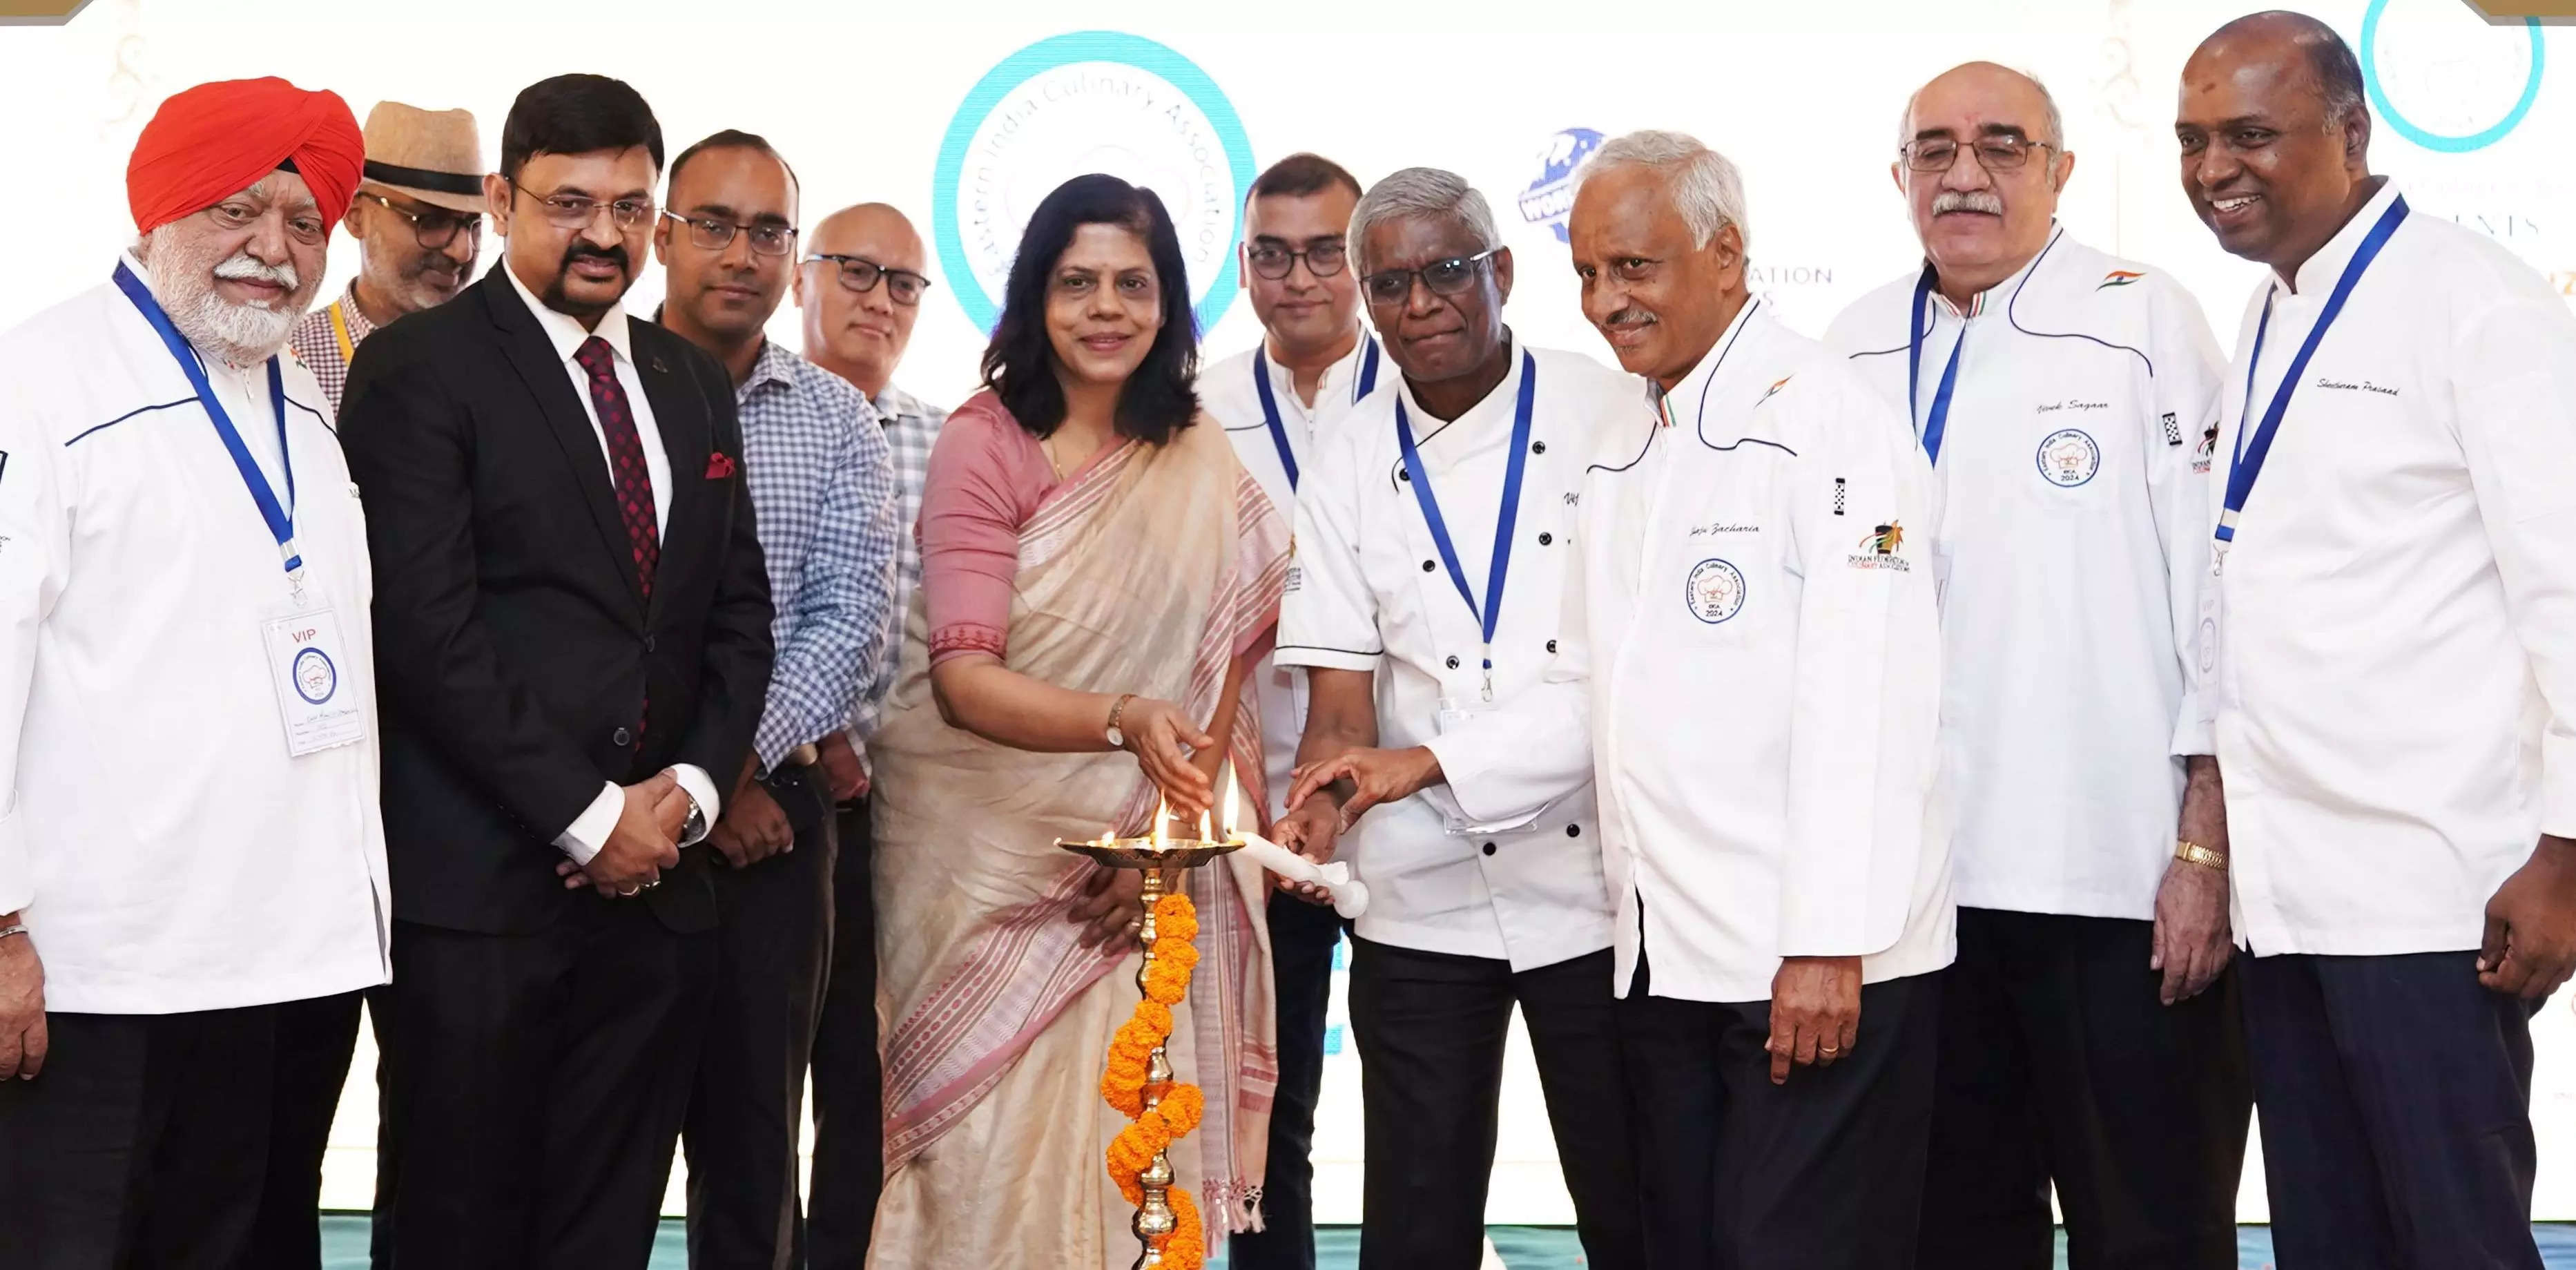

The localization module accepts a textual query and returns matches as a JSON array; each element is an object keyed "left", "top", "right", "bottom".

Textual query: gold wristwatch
[{"left": 2174, "top": 840, "right": 2227, "bottom": 871}]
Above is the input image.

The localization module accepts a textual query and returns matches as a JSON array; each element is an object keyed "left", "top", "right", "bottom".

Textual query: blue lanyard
[
  {"left": 1252, "top": 336, "right": 1384, "bottom": 492},
  {"left": 1396, "top": 349, "right": 1536, "bottom": 699},
  {"left": 2218, "top": 196, "right": 2409, "bottom": 546},
  {"left": 112, "top": 262, "right": 302, "bottom": 591},
  {"left": 1906, "top": 268, "right": 1966, "bottom": 465}
]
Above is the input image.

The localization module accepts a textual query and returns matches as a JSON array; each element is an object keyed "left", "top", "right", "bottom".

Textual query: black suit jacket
[{"left": 340, "top": 269, "right": 773, "bottom": 935}]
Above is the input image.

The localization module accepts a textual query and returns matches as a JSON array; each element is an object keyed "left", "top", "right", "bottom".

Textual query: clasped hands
[{"left": 556, "top": 769, "right": 695, "bottom": 896}]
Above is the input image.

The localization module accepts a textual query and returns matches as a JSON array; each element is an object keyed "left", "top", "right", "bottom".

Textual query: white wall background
[{"left": 5, "top": 0, "right": 2573, "bottom": 1230}]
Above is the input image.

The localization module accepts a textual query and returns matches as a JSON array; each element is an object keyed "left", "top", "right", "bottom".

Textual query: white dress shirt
[
  {"left": 500, "top": 263, "right": 719, "bottom": 863},
  {"left": 0, "top": 260, "right": 391, "bottom": 1014},
  {"left": 2207, "top": 179, "right": 2576, "bottom": 957},
  {"left": 1435, "top": 302, "right": 1955, "bottom": 1003},
  {"left": 1277, "top": 338, "right": 1624, "bottom": 971},
  {"left": 1202, "top": 333, "right": 1383, "bottom": 822},
  {"left": 1824, "top": 229, "right": 2225, "bottom": 921}
]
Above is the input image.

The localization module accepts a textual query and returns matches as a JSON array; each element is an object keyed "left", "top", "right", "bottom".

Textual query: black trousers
[
  {"left": 1620, "top": 961, "right": 1940, "bottom": 1270},
  {"left": 1227, "top": 891, "right": 1344, "bottom": 1270},
  {"left": 1346, "top": 938, "right": 1642, "bottom": 1270},
  {"left": 235, "top": 990, "right": 366, "bottom": 1270},
  {"left": 1919, "top": 909, "right": 2251, "bottom": 1270},
  {"left": 2240, "top": 951, "right": 2544, "bottom": 1270},
  {"left": 805, "top": 793, "right": 882, "bottom": 1270},
  {"left": 373, "top": 901, "right": 713, "bottom": 1269},
  {"left": 683, "top": 762, "right": 835, "bottom": 1270},
  {"left": 0, "top": 1004, "right": 280, "bottom": 1270}
]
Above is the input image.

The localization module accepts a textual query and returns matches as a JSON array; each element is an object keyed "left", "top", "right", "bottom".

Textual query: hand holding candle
[{"left": 1221, "top": 775, "right": 1368, "bottom": 919}]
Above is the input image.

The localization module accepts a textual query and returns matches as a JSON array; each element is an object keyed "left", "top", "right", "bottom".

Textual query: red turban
[{"left": 126, "top": 77, "right": 365, "bottom": 235}]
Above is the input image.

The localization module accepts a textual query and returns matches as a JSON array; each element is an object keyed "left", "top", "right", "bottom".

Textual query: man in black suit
[{"left": 338, "top": 73, "right": 773, "bottom": 1270}]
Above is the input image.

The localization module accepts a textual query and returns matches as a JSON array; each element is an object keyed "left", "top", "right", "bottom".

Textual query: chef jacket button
[
  {"left": 1446, "top": 655, "right": 1460, "bottom": 669},
  {"left": 1566, "top": 823, "right": 1581, "bottom": 838},
  {"left": 612, "top": 727, "right": 633, "bottom": 747},
  {"left": 1422, "top": 559, "right": 1437, "bottom": 572},
  {"left": 1546, "top": 639, "right": 1558, "bottom": 654},
  {"left": 1399, "top": 468, "right": 1411, "bottom": 481},
  {"left": 1481, "top": 841, "right": 1497, "bottom": 857},
  {"left": 1538, "top": 532, "right": 1553, "bottom": 546},
  {"left": 1531, "top": 441, "right": 1547, "bottom": 454}
]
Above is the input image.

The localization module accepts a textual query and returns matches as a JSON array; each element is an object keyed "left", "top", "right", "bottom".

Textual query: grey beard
[{"left": 139, "top": 227, "right": 311, "bottom": 367}]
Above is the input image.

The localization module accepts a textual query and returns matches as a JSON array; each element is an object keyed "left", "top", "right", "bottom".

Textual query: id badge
[
  {"left": 1432, "top": 696, "right": 1542, "bottom": 837},
  {"left": 262, "top": 606, "right": 367, "bottom": 756}
]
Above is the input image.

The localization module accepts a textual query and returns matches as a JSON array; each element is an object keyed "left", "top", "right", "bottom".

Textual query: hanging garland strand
[{"left": 1101, "top": 891, "right": 1208, "bottom": 1270}]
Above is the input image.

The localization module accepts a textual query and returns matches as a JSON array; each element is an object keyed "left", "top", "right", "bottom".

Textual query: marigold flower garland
[{"left": 1101, "top": 891, "right": 1208, "bottom": 1269}]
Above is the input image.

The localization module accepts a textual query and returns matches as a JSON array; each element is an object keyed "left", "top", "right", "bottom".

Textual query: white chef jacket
[
  {"left": 1823, "top": 228, "right": 2225, "bottom": 921},
  {"left": 1277, "top": 337, "right": 1623, "bottom": 971},
  {"left": 1433, "top": 302, "right": 1954, "bottom": 1003},
  {"left": 1202, "top": 334, "right": 1384, "bottom": 822},
  {"left": 498, "top": 263, "right": 721, "bottom": 863},
  {"left": 2207, "top": 179, "right": 2576, "bottom": 957},
  {"left": 0, "top": 260, "right": 391, "bottom": 1014}
]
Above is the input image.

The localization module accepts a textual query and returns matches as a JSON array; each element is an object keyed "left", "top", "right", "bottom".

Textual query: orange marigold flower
[
  {"left": 1162, "top": 1185, "right": 1206, "bottom": 1270},
  {"left": 1156, "top": 1083, "right": 1205, "bottom": 1135}
]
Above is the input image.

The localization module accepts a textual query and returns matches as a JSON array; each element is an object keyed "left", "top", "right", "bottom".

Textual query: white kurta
[
  {"left": 1824, "top": 228, "right": 2225, "bottom": 921},
  {"left": 1201, "top": 334, "right": 1383, "bottom": 822},
  {"left": 0, "top": 261, "right": 390, "bottom": 1014},
  {"left": 2207, "top": 180, "right": 2576, "bottom": 957},
  {"left": 1434, "top": 302, "right": 1954, "bottom": 1003},
  {"left": 1276, "top": 338, "right": 1624, "bottom": 972}
]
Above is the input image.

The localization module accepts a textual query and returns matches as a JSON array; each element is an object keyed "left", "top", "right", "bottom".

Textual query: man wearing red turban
[{"left": 0, "top": 76, "right": 389, "bottom": 1269}]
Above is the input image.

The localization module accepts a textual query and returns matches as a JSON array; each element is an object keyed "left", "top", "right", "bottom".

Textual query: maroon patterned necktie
[{"left": 574, "top": 336, "right": 660, "bottom": 600}]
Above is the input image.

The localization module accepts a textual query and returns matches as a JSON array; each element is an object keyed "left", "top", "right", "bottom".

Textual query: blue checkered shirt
[
  {"left": 849, "top": 381, "right": 947, "bottom": 744},
  {"left": 737, "top": 340, "right": 900, "bottom": 769}
]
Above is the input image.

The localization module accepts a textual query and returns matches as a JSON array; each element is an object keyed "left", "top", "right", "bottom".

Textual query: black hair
[
  {"left": 1248, "top": 152, "right": 1363, "bottom": 205},
  {"left": 979, "top": 174, "right": 1199, "bottom": 445},
  {"left": 666, "top": 128, "right": 800, "bottom": 202},
  {"left": 498, "top": 74, "right": 664, "bottom": 184}
]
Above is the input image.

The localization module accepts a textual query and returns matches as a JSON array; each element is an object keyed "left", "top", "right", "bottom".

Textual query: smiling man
[
  {"left": 1821, "top": 62, "right": 2249, "bottom": 1270},
  {"left": 2176, "top": 14, "right": 2576, "bottom": 1269},
  {"left": 287, "top": 102, "right": 484, "bottom": 412}
]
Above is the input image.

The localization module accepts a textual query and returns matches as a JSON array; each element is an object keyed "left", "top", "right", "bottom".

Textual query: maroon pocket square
[{"left": 705, "top": 452, "right": 737, "bottom": 479}]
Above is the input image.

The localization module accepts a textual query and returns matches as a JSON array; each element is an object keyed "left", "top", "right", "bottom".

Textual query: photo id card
[{"left": 262, "top": 607, "right": 367, "bottom": 756}]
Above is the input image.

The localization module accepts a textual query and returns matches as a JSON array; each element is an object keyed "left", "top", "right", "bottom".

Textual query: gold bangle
[{"left": 2175, "top": 840, "right": 2227, "bottom": 871}]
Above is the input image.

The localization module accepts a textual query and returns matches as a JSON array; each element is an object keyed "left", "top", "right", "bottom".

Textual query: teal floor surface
[{"left": 318, "top": 1215, "right": 2576, "bottom": 1267}]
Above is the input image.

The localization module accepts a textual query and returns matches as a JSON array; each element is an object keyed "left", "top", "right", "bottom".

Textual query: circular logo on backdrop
[
  {"left": 1518, "top": 128, "right": 1604, "bottom": 244},
  {"left": 2035, "top": 428, "right": 2101, "bottom": 488},
  {"left": 932, "top": 31, "right": 1256, "bottom": 335},
  {"left": 2360, "top": 0, "right": 2545, "bottom": 154},
  {"left": 1685, "top": 558, "right": 1747, "bottom": 624},
  {"left": 293, "top": 647, "right": 338, "bottom": 705}
]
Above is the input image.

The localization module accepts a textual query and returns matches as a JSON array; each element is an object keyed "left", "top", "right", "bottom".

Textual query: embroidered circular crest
[
  {"left": 2035, "top": 428, "right": 2101, "bottom": 488},
  {"left": 1685, "top": 558, "right": 1747, "bottom": 625},
  {"left": 293, "top": 647, "right": 338, "bottom": 705}
]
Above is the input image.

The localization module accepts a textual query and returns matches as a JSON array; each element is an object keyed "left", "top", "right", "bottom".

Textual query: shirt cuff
[
  {"left": 2544, "top": 731, "right": 2576, "bottom": 840},
  {"left": 554, "top": 782, "right": 622, "bottom": 866},
  {"left": 670, "top": 764, "right": 721, "bottom": 846},
  {"left": 0, "top": 808, "right": 30, "bottom": 916},
  {"left": 2169, "top": 711, "right": 2216, "bottom": 759},
  {"left": 1271, "top": 644, "right": 1380, "bottom": 673}
]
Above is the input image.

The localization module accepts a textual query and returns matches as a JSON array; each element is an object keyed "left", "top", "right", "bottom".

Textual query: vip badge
[
  {"left": 2035, "top": 428, "right": 2102, "bottom": 488},
  {"left": 1685, "top": 558, "right": 1747, "bottom": 624}
]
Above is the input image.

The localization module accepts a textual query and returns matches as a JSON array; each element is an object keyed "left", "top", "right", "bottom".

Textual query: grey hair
[
  {"left": 1571, "top": 129, "right": 1751, "bottom": 251},
  {"left": 1896, "top": 64, "right": 2068, "bottom": 151},
  {"left": 1347, "top": 167, "right": 1502, "bottom": 278}
]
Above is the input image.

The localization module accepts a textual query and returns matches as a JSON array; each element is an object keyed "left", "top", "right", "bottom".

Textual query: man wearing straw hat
[{"left": 288, "top": 101, "right": 485, "bottom": 412}]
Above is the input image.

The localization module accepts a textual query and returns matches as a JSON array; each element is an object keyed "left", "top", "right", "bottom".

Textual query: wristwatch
[
  {"left": 2175, "top": 840, "right": 2228, "bottom": 871},
  {"left": 1105, "top": 693, "right": 1137, "bottom": 750}
]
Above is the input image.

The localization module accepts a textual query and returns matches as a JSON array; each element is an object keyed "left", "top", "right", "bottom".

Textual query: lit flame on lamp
[{"left": 1222, "top": 774, "right": 1241, "bottom": 844}]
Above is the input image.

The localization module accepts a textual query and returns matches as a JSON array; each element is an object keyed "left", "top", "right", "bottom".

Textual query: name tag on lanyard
[
  {"left": 1398, "top": 349, "right": 1538, "bottom": 705},
  {"left": 114, "top": 262, "right": 365, "bottom": 757}
]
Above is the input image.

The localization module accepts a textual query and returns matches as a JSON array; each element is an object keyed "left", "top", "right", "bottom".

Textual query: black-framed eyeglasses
[
  {"left": 1901, "top": 135, "right": 2060, "bottom": 173},
  {"left": 804, "top": 253, "right": 932, "bottom": 306},
  {"left": 508, "top": 178, "right": 655, "bottom": 231},
  {"left": 1361, "top": 247, "right": 1501, "bottom": 307},
  {"left": 662, "top": 212, "right": 797, "bottom": 258},
  {"left": 1246, "top": 240, "right": 1348, "bottom": 280},
  {"left": 357, "top": 191, "right": 483, "bottom": 250}
]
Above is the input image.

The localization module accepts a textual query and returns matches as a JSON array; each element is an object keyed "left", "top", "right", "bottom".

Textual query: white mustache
[
  {"left": 213, "top": 252, "right": 298, "bottom": 294},
  {"left": 1931, "top": 190, "right": 2005, "bottom": 216}
]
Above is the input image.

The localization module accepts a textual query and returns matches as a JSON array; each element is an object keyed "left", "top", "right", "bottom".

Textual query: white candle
[{"left": 1234, "top": 831, "right": 1368, "bottom": 920}]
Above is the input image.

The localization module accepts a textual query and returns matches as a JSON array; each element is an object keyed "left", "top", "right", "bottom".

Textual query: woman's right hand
[{"left": 1116, "top": 696, "right": 1216, "bottom": 818}]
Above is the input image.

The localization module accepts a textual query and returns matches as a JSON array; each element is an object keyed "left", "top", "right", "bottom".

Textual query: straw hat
[{"left": 357, "top": 101, "right": 485, "bottom": 215}]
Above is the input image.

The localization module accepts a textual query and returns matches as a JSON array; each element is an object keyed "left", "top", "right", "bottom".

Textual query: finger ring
[
  {"left": 1820, "top": 1046, "right": 1839, "bottom": 1055},
  {"left": 617, "top": 886, "right": 640, "bottom": 898},
  {"left": 642, "top": 878, "right": 660, "bottom": 890}
]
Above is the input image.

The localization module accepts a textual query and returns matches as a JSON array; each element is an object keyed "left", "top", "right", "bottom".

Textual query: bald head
[
  {"left": 2176, "top": 10, "right": 2376, "bottom": 278},
  {"left": 1899, "top": 62, "right": 2062, "bottom": 151},
  {"left": 1896, "top": 61, "right": 2075, "bottom": 303},
  {"left": 797, "top": 202, "right": 931, "bottom": 396}
]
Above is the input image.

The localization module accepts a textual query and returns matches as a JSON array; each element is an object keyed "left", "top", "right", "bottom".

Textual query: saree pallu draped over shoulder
[{"left": 867, "top": 405, "right": 1288, "bottom": 1269}]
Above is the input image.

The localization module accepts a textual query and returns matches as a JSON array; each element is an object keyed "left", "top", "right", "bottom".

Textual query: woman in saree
[{"left": 866, "top": 174, "right": 1290, "bottom": 1267}]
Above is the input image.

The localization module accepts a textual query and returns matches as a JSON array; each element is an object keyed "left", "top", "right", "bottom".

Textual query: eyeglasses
[
  {"left": 804, "top": 254, "right": 932, "bottom": 306},
  {"left": 1246, "top": 240, "right": 1348, "bottom": 280},
  {"left": 663, "top": 212, "right": 797, "bottom": 257},
  {"left": 207, "top": 199, "right": 330, "bottom": 247},
  {"left": 1360, "top": 247, "right": 1502, "bottom": 307},
  {"left": 357, "top": 192, "right": 483, "bottom": 250},
  {"left": 1901, "top": 135, "right": 2059, "bottom": 173},
  {"left": 510, "top": 180, "right": 655, "bottom": 231}
]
